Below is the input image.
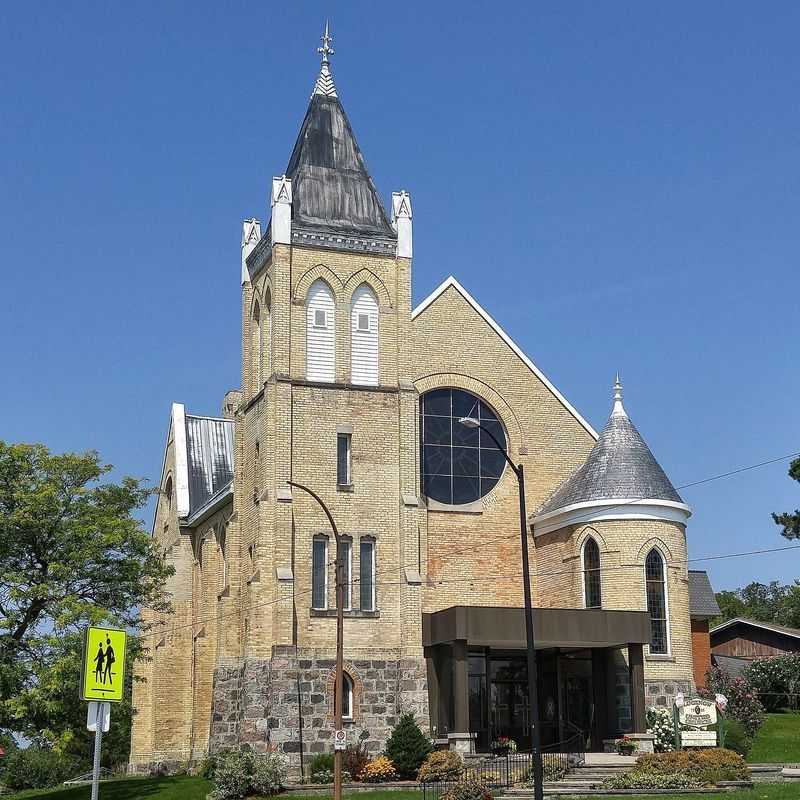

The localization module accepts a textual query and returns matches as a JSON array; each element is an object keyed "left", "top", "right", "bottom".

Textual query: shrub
[
  {"left": 309, "top": 752, "right": 335, "bottom": 776},
  {"left": 701, "top": 667, "right": 765, "bottom": 739},
  {"left": 744, "top": 654, "right": 800, "bottom": 712},
  {"left": 2, "top": 746, "right": 83, "bottom": 791},
  {"left": 525, "top": 758, "right": 567, "bottom": 784},
  {"left": 199, "top": 754, "right": 217, "bottom": 780},
  {"left": 602, "top": 771, "right": 702, "bottom": 790},
  {"left": 309, "top": 768, "right": 352, "bottom": 785},
  {"left": 635, "top": 749, "right": 748, "bottom": 784},
  {"left": 418, "top": 750, "right": 463, "bottom": 782},
  {"left": 359, "top": 755, "right": 398, "bottom": 783},
  {"left": 209, "top": 748, "right": 288, "bottom": 800},
  {"left": 343, "top": 741, "right": 371, "bottom": 782},
  {"left": 252, "top": 752, "right": 288, "bottom": 796},
  {"left": 646, "top": 706, "right": 676, "bottom": 752},
  {"left": 385, "top": 713, "right": 433, "bottom": 779},
  {"left": 441, "top": 777, "right": 493, "bottom": 800}
]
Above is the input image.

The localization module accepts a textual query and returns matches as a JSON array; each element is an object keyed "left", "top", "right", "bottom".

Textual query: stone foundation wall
[
  {"left": 645, "top": 677, "right": 694, "bottom": 710},
  {"left": 208, "top": 648, "right": 428, "bottom": 778}
]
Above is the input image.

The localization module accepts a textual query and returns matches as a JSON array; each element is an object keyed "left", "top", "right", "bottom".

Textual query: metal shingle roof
[{"left": 185, "top": 415, "right": 234, "bottom": 517}]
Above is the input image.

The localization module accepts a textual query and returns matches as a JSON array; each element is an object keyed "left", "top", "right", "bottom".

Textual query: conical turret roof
[
  {"left": 282, "top": 25, "right": 396, "bottom": 239},
  {"left": 538, "top": 377, "right": 683, "bottom": 515}
]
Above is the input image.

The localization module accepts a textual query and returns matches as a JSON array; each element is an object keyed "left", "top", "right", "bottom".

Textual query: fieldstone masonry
[
  {"left": 208, "top": 648, "right": 428, "bottom": 777},
  {"left": 646, "top": 678, "right": 693, "bottom": 711}
]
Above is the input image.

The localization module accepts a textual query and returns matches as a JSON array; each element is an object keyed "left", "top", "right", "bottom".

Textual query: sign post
[{"left": 81, "top": 626, "right": 127, "bottom": 799}]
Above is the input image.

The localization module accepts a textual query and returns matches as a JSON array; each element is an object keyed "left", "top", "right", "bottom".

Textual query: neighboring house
[
  {"left": 130, "top": 29, "right": 708, "bottom": 773},
  {"left": 711, "top": 617, "right": 800, "bottom": 678},
  {"left": 688, "top": 571, "right": 721, "bottom": 687}
]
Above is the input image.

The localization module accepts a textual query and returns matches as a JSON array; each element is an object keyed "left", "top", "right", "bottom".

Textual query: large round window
[{"left": 419, "top": 388, "right": 507, "bottom": 505}]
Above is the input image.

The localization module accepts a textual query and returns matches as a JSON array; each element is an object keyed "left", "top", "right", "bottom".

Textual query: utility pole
[{"left": 287, "top": 481, "right": 344, "bottom": 800}]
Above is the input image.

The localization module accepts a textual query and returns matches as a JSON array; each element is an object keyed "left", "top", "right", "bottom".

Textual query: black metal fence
[{"left": 421, "top": 732, "right": 585, "bottom": 800}]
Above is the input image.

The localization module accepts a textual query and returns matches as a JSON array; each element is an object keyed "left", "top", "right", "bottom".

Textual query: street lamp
[
  {"left": 286, "top": 481, "right": 345, "bottom": 800},
  {"left": 458, "top": 416, "right": 544, "bottom": 800}
]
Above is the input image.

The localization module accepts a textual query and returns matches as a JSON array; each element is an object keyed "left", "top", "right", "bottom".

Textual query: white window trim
[
  {"left": 342, "top": 672, "right": 354, "bottom": 720},
  {"left": 341, "top": 538, "right": 353, "bottom": 611},
  {"left": 356, "top": 312, "right": 371, "bottom": 332},
  {"left": 643, "top": 547, "right": 671, "bottom": 656},
  {"left": 360, "top": 537, "right": 376, "bottom": 612},
  {"left": 312, "top": 535, "right": 329, "bottom": 611},
  {"left": 581, "top": 537, "right": 602, "bottom": 610},
  {"left": 337, "top": 433, "right": 352, "bottom": 486}
]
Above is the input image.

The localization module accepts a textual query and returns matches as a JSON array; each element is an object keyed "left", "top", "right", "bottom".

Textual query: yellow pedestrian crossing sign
[{"left": 81, "top": 626, "right": 127, "bottom": 702}]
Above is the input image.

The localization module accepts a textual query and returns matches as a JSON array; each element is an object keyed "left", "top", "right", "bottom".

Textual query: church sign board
[{"left": 677, "top": 698, "right": 717, "bottom": 748}]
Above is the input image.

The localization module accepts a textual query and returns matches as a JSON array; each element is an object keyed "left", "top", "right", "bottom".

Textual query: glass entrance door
[{"left": 489, "top": 656, "right": 530, "bottom": 750}]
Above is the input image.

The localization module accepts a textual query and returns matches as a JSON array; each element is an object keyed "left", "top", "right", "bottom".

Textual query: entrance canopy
[{"left": 423, "top": 606, "right": 651, "bottom": 650}]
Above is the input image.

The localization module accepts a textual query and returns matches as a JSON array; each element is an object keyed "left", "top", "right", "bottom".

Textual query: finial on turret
[
  {"left": 612, "top": 372, "right": 627, "bottom": 417},
  {"left": 312, "top": 21, "right": 338, "bottom": 98}
]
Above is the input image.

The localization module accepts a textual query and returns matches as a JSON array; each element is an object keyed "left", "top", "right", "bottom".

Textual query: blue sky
[{"left": 1, "top": 2, "right": 798, "bottom": 592}]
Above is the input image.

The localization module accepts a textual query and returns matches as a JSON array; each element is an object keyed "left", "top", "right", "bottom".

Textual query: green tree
[
  {"left": 773, "top": 456, "right": 800, "bottom": 540},
  {"left": 385, "top": 713, "right": 432, "bottom": 779},
  {"left": 0, "top": 442, "right": 172, "bottom": 757},
  {"left": 713, "top": 580, "right": 800, "bottom": 629}
]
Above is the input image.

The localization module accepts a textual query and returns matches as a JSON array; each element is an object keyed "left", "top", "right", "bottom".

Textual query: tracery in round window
[{"left": 419, "top": 388, "right": 507, "bottom": 505}]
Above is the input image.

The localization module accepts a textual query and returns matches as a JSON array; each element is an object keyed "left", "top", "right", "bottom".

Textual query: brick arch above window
[
  {"left": 413, "top": 372, "right": 524, "bottom": 454},
  {"left": 635, "top": 537, "right": 675, "bottom": 565},
  {"left": 324, "top": 662, "right": 363, "bottom": 723},
  {"left": 293, "top": 264, "right": 344, "bottom": 304},
  {"left": 343, "top": 269, "right": 392, "bottom": 308}
]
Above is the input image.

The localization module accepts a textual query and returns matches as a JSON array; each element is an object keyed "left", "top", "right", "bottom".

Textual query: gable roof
[
  {"left": 284, "top": 92, "right": 396, "bottom": 239},
  {"left": 710, "top": 616, "right": 800, "bottom": 640},
  {"left": 688, "top": 570, "right": 721, "bottom": 619},
  {"left": 412, "top": 276, "right": 598, "bottom": 439}
]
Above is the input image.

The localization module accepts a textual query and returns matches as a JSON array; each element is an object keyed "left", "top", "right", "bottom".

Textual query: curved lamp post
[
  {"left": 458, "top": 417, "right": 543, "bottom": 800},
  {"left": 287, "top": 481, "right": 345, "bottom": 800}
]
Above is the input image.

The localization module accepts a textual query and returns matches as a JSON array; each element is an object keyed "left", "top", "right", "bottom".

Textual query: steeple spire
[
  {"left": 312, "top": 21, "right": 338, "bottom": 98},
  {"left": 612, "top": 372, "right": 627, "bottom": 418}
]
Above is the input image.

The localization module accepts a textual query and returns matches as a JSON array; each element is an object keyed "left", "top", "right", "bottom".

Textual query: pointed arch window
[
  {"left": 583, "top": 537, "right": 602, "bottom": 609},
  {"left": 307, "top": 280, "right": 335, "bottom": 382},
  {"left": 350, "top": 284, "right": 378, "bottom": 385},
  {"left": 164, "top": 475, "right": 173, "bottom": 511},
  {"left": 341, "top": 672, "right": 354, "bottom": 719},
  {"left": 645, "top": 549, "right": 669, "bottom": 654},
  {"left": 264, "top": 287, "right": 273, "bottom": 376},
  {"left": 252, "top": 300, "right": 262, "bottom": 389}
]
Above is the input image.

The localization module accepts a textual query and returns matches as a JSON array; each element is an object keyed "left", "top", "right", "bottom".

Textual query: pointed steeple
[
  {"left": 312, "top": 21, "right": 338, "bottom": 98},
  {"left": 537, "top": 378, "right": 684, "bottom": 515},
  {"left": 280, "top": 24, "right": 396, "bottom": 240}
]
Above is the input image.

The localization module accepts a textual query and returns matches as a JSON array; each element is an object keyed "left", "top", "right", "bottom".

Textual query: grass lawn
[
  {"left": 7, "top": 774, "right": 211, "bottom": 799},
  {"left": 748, "top": 712, "right": 800, "bottom": 763},
  {"left": 577, "top": 789, "right": 798, "bottom": 800}
]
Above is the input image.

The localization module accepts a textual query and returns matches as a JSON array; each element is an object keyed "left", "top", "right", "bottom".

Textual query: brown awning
[{"left": 423, "top": 605, "right": 651, "bottom": 650}]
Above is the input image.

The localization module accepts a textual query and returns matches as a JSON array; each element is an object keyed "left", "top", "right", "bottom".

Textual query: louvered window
[
  {"left": 307, "top": 280, "right": 335, "bottom": 382},
  {"left": 350, "top": 285, "right": 378, "bottom": 385}
]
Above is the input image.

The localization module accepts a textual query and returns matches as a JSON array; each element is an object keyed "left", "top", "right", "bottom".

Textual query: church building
[{"left": 130, "top": 28, "right": 714, "bottom": 773}]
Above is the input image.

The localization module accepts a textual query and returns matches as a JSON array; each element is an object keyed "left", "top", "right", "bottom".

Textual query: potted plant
[
  {"left": 616, "top": 736, "right": 636, "bottom": 756},
  {"left": 490, "top": 736, "right": 516, "bottom": 756}
]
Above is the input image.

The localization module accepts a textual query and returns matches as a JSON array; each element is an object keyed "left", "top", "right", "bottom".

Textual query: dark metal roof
[
  {"left": 712, "top": 653, "right": 750, "bottom": 678},
  {"left": 710, "top": 616, "right": 800, "bottom": 640},
  {"left": 284, "top": 93, "right": 396, "bottom": 239},
  {"left": 688, "top": 570, "right": 721, "bottom": 618},
  {"left": 185, "top": 415, "right": 234, "bottom": 517},
  {"left": 538, "top": 406, "right": 683, "bottom": 514}
]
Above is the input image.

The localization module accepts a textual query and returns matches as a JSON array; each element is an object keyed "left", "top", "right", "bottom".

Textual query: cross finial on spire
[
  {"left": 318, "top": 20, "right": 334, "bottom": 65},
  {"left": 312, "top": 21, "right": 338, "bottom": 98},
  {"left": 612, "top": 372, "right": 627, "bottom": 417}
]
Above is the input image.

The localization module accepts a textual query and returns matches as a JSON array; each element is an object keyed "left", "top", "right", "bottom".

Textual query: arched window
[
  {"left": 419, "top": 388, "right": 506, "bottom": 505},
  {"left": 307, "top": 280, "right": 335, "bottom": 382},
  {"left": 252, "top": 300, "right": 262, "bottom": 389},
  {"left": 218, "top": 525, "right": 228, "bottom": 591},
  {"left": 341, "top": 672, "right": 354, "bottom": 719},
  {"left": 163, "top": 475, "right": 173, "bottom": 510},
  {"left": 583, "top": 537, "right": 602, "bottom": 608},
  {"left": 264, "top": 287, "right": 272, "bottom": 376},
  {"left": 350, "top": 284, "right": 378, "bottom": 385},
  {"left": 645, "top": 548, "right": 668, "bottom": 654}
]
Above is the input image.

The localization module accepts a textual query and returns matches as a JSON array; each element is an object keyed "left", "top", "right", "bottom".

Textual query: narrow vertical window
[
  {"left": 338, "top": 537, "right": 352, "bottom": 610},
  {"left": 583, "top": 537, "right": 602, "bottom": 609},
  {"left": 312, "top": 536, "right": 328, "bottom": 610},
  {"left": 264, "top": 287, "right": 272, "bottom": 376},
  {"left": 360, "top": 538, "right": 375, "bottom": 611},
  {"left": 252, "top": 300, "right": 262, "bottom": 389},
  {"left": 350, "top": 284, "right": 379, "bottom": 385},
  {"left": 307, "top": 279, "right": 335, "bottom": 382},
  {"left": 337, "top": 433, "right": 351, "bottom": 486},
  {"left": 645, "top": 549, "right": 668, "bottom": 654},
  {"left": 341, "top": 672, "right": 354, "bottom": 719},
  {"left": 218, "top": 526, "right": 227, "bottom": 590}
]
